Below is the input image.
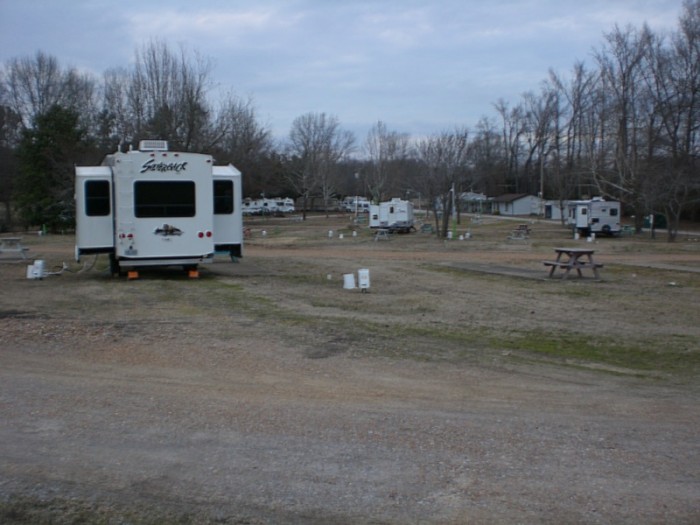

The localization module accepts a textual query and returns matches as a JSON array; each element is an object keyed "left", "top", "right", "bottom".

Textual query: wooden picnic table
[
  {"left": 0, "top": 237, "right": 29, "bottom": 259},
  {"left": 543, "top": 247, "right": 603, "bottom": 279},
  {"left": 374, "top": 228, "right": 391, "bottom": 241},
  {"left": 508, "top": 224, "right": 531, "bottom": 240}
]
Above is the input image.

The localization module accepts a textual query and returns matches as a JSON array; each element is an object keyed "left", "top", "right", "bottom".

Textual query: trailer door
[
  {"left": 575, "top": 205, "right": 589, "bottom": 229},
  {"left": 75, "top": 167, "right": 114, "bottom": 258}
]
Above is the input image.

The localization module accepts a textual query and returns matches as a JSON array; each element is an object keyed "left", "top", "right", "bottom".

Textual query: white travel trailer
[
  {"left": 567, "top": 197, "right": 621, "bottom": 236},
  {"left": 242, "top": 197, "right": 295, "bottom": 215},
  {"left": 75, "top": 140, "right": 243, "bottom": 275},
  {"left": 369, "top": 198, "right": 415, "bottom": 233}
]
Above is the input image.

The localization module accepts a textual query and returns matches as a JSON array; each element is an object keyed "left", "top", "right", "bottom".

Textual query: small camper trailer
[
  {"left": 567, "top": 197, "right": 621, "bottom": 236},
  {"left": 75, "top": 140, "right": 243, "bottom": 275},
  {"left": 369, "top": 198, "right": 415, "bottom": 233}
]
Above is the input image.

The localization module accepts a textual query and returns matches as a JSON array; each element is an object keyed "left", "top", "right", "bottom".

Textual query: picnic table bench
[
  {"left": 374, "top": 228, "right": 391, "bottom": 241},
  {"left": 543, "top": 247, "right": 603, "bottom": 279},
  {"left": 508, "top": 224, "right": 531, "bottom": 240},
  {"left": 0, "top": 237, "right": 29, "bottom": 259},
  {"left": 621, "top": 225, "right": 634, "bottom": 236}
]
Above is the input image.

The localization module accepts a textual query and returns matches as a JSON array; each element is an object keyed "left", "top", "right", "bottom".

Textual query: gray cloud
[{"left": 0, "top": 0, "right": 683, "bottom": 141}]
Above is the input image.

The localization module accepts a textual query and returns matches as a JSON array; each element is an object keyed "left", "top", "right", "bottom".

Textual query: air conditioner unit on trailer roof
[{"left": 139, "top": 140, "right": 169, "bottom": 151}]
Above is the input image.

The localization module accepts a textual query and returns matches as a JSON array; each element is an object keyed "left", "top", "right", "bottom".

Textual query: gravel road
[{"left": 1, "top": 226, "right": 699, "bottom": 524}]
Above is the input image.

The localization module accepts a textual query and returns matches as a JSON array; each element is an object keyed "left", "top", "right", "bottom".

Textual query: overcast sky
[{"left": 0, "top": 0, "right": 686, "bottom": 142}]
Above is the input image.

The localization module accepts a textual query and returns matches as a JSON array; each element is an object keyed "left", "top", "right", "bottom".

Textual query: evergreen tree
[{"left": 16, "top": 105, "right": 87, "bottom": 231}]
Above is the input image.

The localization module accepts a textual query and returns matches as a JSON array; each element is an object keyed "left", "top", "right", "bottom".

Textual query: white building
[{"left": 492, "top": 194, "right": 542, "bottom": 216}]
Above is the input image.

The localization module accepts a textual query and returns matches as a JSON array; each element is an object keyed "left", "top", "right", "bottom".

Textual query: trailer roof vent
[{"left": 139, "top": 140, "right": 169, "bottom": 152}]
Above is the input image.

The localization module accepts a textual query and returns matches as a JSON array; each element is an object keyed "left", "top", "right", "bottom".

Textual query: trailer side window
[
  {"left": 610, "top": 208, "right": 618, "bottom": 216},
  {"left": 214, "top": 180, "right": 234, "bottom": 214},
  {"left": 85, "top": 180, "right": 111, "bottom": 216},
  {"left": 134, "top": 181, "right": 195, "bottom": 218}
]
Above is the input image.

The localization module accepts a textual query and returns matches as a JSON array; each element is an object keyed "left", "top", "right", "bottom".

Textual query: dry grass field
[{"left": 1, "top": 214, "right": 699, "bottom": 524}]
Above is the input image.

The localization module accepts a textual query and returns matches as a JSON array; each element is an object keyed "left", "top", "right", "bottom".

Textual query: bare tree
[
  {"left": 4, "top": 51, "right": 96, "bottom": 131},
  {"left": 364, "top": 121, "right": 411, "bottom": 202},
  {"left": 643, "top": 0, "right": 700, "bottom": 240},
  {"left": 416, "top": 128, "right": 470, "bottom": 237},
  {"left": 98, "top": 67, "right": 134, "bottom": 150},
  {"left": 548, "top": 62, "right": 598, "bottom": 215},
  {"left": 286, "top": 112, "right": 355, "bottom": 218},
  {"left": 494, "top": 99, "right": 526, "bottom": 192},
  {"left": 128, "top": 40, "right": 214, "bottom": 150},
  {"left": 469, "top": 117, "right": 504, "bottom": 197},
  {"left": 4, "top": 52, "right": 65, "bottom": 128},
  {"left": 210, "top": 93, "right": 273, "bottom": 195},
  {"left": 594, "top": 24, "right": 654, "bottom": 230},
  {"left": 97, "top": 41, "right": 214, "bottom": 152},
  {"left": 522, "top": 87, "right": 559, "bottom": 197}
]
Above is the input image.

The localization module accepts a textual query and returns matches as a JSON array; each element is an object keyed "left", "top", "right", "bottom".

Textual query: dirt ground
[{"left": 1, "top": 215, "right": 699, "bottom": 524}]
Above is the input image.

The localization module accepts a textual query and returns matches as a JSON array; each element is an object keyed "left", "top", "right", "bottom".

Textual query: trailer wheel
[{"left": 602, "top": 224, "right": 612, "bottom": 236}]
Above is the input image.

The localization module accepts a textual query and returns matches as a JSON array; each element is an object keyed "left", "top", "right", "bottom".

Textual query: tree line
[{"left": 0, "top": 1, "right": 698, "bottom": 239}]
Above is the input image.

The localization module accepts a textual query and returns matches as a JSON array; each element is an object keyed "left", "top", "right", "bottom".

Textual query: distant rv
[
  {"left": 75, "top": 140, "right": 243, "bottom": 276},
  {"left": 567, "top": 197, "right": 621, "bottom": 236},
  {"left": 369, "top": 198, "right": 415, "bottom": 233},
  {"left": 242, "top": 197, "right": 295, "bottom": 215},
  {"left": 342, "top": 197, "right": 371, "bottom": 213}
]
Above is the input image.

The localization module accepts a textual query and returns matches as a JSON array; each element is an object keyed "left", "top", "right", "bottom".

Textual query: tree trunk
[{"left": 665, "top": 205, "right": 681, "bottom": 242}]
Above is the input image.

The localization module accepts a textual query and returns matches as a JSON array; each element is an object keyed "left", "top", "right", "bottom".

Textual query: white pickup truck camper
[
  {"left": 567, "top": 197, "right": 621, "bottom": 236},
  {"left": 369, "top": 198, "right": 415, "bottom": 233},
  {"left": 75, "top": 140, "right": 243, "bottom": 275}
]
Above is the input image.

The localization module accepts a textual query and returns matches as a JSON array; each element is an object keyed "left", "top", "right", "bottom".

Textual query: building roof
[{"left": 491, "top": 193, "right": 532, "bottom": 203}]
